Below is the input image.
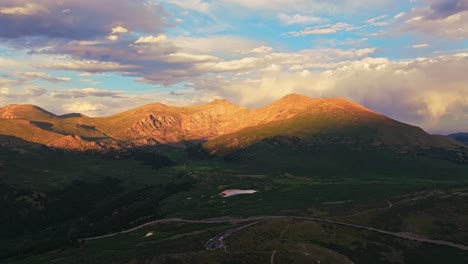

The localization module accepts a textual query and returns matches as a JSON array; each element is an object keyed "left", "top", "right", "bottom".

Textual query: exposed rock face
[
  {"left": 48, "top": 135, "right": 108, "bottom": 151},
  {"left": 0, "top": 112, "right": 18, "bottom": 119},
  {"left": 112, "top": 100, "right": 251, "bottom": 144},
  {"left": 126, "top": 114, "right": 183, "bottom": 144}
]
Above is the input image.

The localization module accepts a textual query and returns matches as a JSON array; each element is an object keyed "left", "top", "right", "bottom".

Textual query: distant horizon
[{"left": 1, "top": 0, "right": 467, "bottom": 133}]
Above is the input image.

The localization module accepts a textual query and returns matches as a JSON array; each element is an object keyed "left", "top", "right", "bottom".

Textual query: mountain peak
[
  {"left": 209, "top": 99, "right": 235, "bottom": 106},
  {"left": 277, "top": 94, "right": 314, "bottom": 103},
  {"left": 0, "top": 104, "right": 57, "bottom": 120}
]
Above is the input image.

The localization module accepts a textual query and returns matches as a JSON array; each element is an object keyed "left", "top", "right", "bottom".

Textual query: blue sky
[{"left": 0, "top": 0, "right": 467, "bottom": 133}]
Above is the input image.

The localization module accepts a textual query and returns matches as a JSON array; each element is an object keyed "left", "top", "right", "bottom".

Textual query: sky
[{"left": 0, "top": 0, "right": 467, "bottom": 134}]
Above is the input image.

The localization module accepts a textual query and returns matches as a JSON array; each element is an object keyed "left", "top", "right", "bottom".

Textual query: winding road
[{"left": 81, "top": 215, "right": 468, "bottom": 252}]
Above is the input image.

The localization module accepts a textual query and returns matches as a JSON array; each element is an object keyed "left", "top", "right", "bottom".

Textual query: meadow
[{"left": 2, "top": 142, "right": 468, "bottom": 263}]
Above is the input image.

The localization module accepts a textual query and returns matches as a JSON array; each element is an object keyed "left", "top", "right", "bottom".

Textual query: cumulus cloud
[
  {"left": 187, "top": 53, "right": 468, "bottom": 132},
  {"left": 57, "top": 94, "right": 157, "bottom": 116},
  {"left": 134, "top": 34, "right": 168, "bottom": 44},
  {"left": 41, "top": 33, "right": 377, "bottom": 85},
  {"left": 401, "top": 0, "right": 468, "bottom": 38},
  {"left": 242, "top": 46, "right": 273, "bottom": 54},
  {"left": 34, "top": 35, "right": 264, "bottom": 84},
  {"left": 110, "top": 26, "right": 129, "bottom": 35},
  {"left": 63, "top": 101, "right": 105, "bottom": 113},
  {"left": 107, "top": 26, "right": 129, "bottom": 41},
  {"left": 0, "top": 0, "right": 166, "bottom": 40}
]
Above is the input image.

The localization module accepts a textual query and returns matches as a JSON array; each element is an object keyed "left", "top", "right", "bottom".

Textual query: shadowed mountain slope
[{"left": 450, "top": 133, "right": 468, "bottom": 145}]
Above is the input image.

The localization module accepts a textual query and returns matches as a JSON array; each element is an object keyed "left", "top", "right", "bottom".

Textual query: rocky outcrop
[
  {"left": 48, "top": 135, "right": 109, "bottom": 151},
  {"left": 126, "top": 114, "right": 183, "bottom": 144}
]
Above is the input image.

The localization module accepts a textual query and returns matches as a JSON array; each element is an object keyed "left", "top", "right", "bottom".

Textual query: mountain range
[
  {"left": 0, "top": 94, "right": 465, "bottom": 156},
  {"left": 2, "top": 94, "right": 468, "bottom": 264}
]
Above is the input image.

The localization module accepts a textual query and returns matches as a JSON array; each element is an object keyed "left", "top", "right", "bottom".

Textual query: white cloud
[
  {"left": 107, "top": 35, "right": 119, "bottom": 41},
  {"left": 63, "top": 101, "right": 105, "bottom": 113},
  {"left": 394, "top": 12, "right": 405, "bottom": 19},
  {"left": 412, "top": 44, "right": 430, "bottom": 49},
  {"left": 366, "top": 15, "right": 388, "bottom": 24},
  {"left": 0, "top": 86, "right": 47, "bottom": 98},
  {"left": 288, "top": 23, "right": 355, "bottom": 36},
  {"left": 19, "top": 72, "right": 71, "bottom": 83},
  {"left": 24, "top": 86, "right": 47, "bottom": 97},
  {"left": 0, "top": 3, "right": 47, "bottom": 15},
  {"left": 277, "top": 13, "right": 323, "bottom": 25},
  {"left": 107, "top": 26, "right": 129, "bottom": 41},
  {"left": 42, "top": 60, "right": 140, "bottom": 72},
  {"left": 134, "top": 34, "right": 168, "bottom": 44},
  {"left": 242, "top": 46, "right": 273, "bottom": 54},
  {"left": 164, "top": 53, "right": 219, "bottom": 63},
  {"left": 189, "top": 53, "right": 468, "bottom": 132},
  {"left": 0, "top": 57, "right": 25, "bottom": 69},
  {"left": 110, "top": 26, "right": 129, "bottom": 34},
  {"left": 174, "top": 35, "right": 263, "bottom": 57},
  {"left": 354, "top": 48, "right": 377, "bottom": 57}
]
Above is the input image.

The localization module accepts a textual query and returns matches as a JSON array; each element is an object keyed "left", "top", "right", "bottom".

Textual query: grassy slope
[
  {"left": 0, "top": 104, "right": 113, "bottom": 145},
  {"left": 1, "top": 142, "right": 468, "bottom": 263},
  {"left": 204, "top": 109, "right": 462, "bottom": 155},
  {"left": 7, "top": 216, "right": 468, "bottom": 264}
]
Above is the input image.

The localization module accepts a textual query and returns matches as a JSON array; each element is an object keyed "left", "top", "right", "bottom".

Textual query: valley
[{"left": 1, "top": 95, "right": 468, "bottom": 263}]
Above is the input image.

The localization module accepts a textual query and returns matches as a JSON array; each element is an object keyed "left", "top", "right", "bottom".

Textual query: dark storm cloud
[{"left": 0, "top": 0, "right": 167, "bottom": 40}]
